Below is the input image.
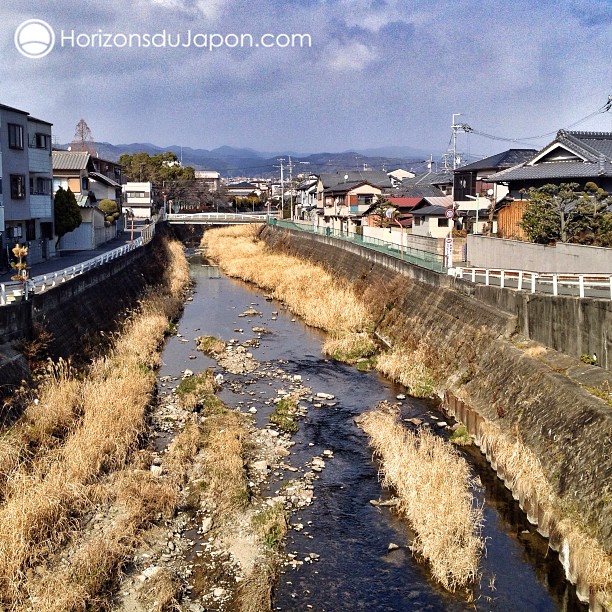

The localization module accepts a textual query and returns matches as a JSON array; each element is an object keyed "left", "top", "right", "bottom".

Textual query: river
[{"left": 157, "top": 254, "right": 585, "bottom": 611}]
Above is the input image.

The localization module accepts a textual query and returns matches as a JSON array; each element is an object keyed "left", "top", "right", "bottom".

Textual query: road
[{"left": 0, "top": 222, "right": 148, "bottom": 284}]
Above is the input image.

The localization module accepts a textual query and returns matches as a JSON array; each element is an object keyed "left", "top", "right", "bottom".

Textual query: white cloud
[{"left": 328, "top": 41, "right": 377, "bottom": 71}]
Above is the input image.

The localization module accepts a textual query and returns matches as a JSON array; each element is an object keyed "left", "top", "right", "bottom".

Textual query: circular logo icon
[{"left": 14, "top": 19, "right": 55, "bottom": 59}]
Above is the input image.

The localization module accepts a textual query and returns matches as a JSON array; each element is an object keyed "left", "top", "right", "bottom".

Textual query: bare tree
[{"left": 71, "top": 119, "right": 96, "bottom": 155}]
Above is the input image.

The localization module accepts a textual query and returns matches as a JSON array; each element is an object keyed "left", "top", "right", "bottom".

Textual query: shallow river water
[{"left": 158, "top": 256, "right": 585, "bottom": 612}]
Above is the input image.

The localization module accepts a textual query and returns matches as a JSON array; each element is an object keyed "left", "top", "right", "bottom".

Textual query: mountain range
[{"left": 65, "top": 141, "right": 437, "bottom": 178}]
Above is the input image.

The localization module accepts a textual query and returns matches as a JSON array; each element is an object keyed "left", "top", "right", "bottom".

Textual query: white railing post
[
  {"left": 610, "top": 276, "right": 612, "bottom": 301},
  {"left": 531, "top": 273, "right": 536, "bottom": 294},
  {"left": 458, "top": 268, "right": 464, "bottom": 279},
  {"left": 552, "top": 275, "right": 558, "bottom": 296},
  {"left": 500, "top": 270, "right": 505, "bottom": 288},
  {"left": 518, "top": 270, "right": 523, "bottom": 291},
  {"left": 579, "top": 275, "right": 585, "bottom": 298},
  {"left": 485, "top": 269, "right": 490, "bottom": 286},
  {"left": 471, "top": 269, "right": 476, "bottom": 283},
  {"left": 0, "top": 284, "right": 5, "bottom": 306}
]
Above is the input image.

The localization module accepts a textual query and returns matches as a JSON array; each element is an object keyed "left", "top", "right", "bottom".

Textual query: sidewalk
[{"left": 0, "top": 225, "right": 146, "bottom": 284}]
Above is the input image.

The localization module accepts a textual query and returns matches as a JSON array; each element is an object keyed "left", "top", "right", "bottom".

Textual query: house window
[
  {"left": 436, "top": 218, "right": 449, "bottom": 227},
  {"left": 81, "top": 177, "right": 89, "bottom": 192},
  {"left": 30, "top": 176, "right": 52, "bottom": 195},
  {"left": 35, "top": 133, "right": 51, "bottom": 150},
  {"left": 8, "top": 123, "right": 24, "bottom": 150},
  {"left": 127, "top": 191, "right": 146, "bottom": 198},
  {"left": 10, "top": 175, "right": 26, "bottom": 199},
  {"left": 414, "top": 217, "right": 421, "bottom": 226}
]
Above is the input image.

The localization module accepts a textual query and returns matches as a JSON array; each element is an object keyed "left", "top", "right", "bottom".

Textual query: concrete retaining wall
[{"left": 467, "top": 234, "right": 612, "bottom": 274}]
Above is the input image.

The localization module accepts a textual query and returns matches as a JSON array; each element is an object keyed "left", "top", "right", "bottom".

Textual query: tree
[
  {"left": 520, "top": 182, "right": 612, "bottom": 244},
  {"left": 99, "top": 198, "right": 120, "bottom": 224},
  {"left": 54, "top": 187, "right": 82, "bottom": 245},
  {"left": 71, "top": 119, "right": 96, "bottom": 155},
  {"left": 519, "top": 183, "right": 580, "bottom": 243},
  {"left": 370, "top": 194, "right": 395, "bottom": 227}
]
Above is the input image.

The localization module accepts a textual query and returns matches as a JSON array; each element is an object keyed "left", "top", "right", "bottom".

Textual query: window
[
  {"left": 437, "top": 218, "right": 449, "bottom": 227},
  {"left": 10, "top": 175, "right": 26, "bottom": 199},
  {"left": 35, "top": 133, "right": 51, "bottom": 150},
  {"left": 8, "top": 123, "right": 24, "bottom": 149},
  {"left": 414, "top": 217, "right": 421, "bottom": 226},
  {"left": 127, "top": 191, "right": 146, "bottom": 198},
  {"left": 30, "top": 176, "right": 52, "bottom": 195}
]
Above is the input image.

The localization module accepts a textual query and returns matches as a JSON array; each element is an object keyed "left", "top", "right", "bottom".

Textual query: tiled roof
[
  {"left": 89, "top": 172, "right": 121, "bottom": 188},
  {"left": 424, "top": 195, "right": 454, "bottom": 208},
  {"left": 391, "top": 185, "right": 445, "bottom": 198},
  {"left": 487, "top": 130, "right": 612, "bottom": 183},
  {"left": 455, "top": 149, "right": 537, "bottom": 172},
  {"left": 404, "top": 170, "right": 453, "bottom": 186},
  {"left": 488, "top": 161, "right": 612, "bottom": 182},
  {"left": 52, "top": 150, "right": 90, "bottom": 170},
  {"left": 411, "top": 205, "right": 449, "bottom": 217},
  {"left": 318, "top": 170, "right": 392, "bottom": 189}
]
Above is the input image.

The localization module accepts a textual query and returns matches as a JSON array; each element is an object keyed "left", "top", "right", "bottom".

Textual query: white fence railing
[
  {"left": 0, "top": 223, "right": 156, "bottom": 306},
  {"left": 167, "top": 213, "right": 267, "bottom": 223},
  {"left": 450, "top": 266, "right": 612, "bottom": 300}
]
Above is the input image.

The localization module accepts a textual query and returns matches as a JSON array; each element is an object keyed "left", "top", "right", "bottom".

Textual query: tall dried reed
[
  {"left": 360, "top": 406, "right": 484, "bottom": 592},
  {"left": 202, "top": 226, "right": 372, "bottom": 335},
  {"left": 375, "top": 344, "right": 435, "bottom": 398},
  {"left": 0, "top": 237, "right": 189, "bottom": 606},
  {"left": 478, "top": 421, "right": 612, "bottom": 599}
]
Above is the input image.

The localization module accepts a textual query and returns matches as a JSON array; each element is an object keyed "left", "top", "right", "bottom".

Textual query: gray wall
[{"left": 467, "top": 235, "right": 612, "bottom": 274}]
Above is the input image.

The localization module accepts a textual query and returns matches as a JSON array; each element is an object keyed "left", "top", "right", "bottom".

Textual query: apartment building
[{"left": 0, "top": 103, "right": 54, "bottom": 268}]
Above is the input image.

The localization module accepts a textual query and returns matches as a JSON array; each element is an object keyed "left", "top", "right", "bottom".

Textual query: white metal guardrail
[
  {"left": 0, "top": 223, "right": 156, "bottom": 306},
  {"left": 167, "top": 213, "right": 268, "bottom": 223},
  {"left": 450, "top": 266, "right": 612, "bottom": 300}
]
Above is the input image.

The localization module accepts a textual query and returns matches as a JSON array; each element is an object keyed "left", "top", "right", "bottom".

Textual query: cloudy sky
[{"left": 1, "top": 0, "right": 611, "bottom": 160}]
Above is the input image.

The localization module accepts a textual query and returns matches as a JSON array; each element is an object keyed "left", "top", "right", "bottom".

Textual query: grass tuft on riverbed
[
  {"left": 270, "top": 395, "right": 299, "bottom": 433},
  {"left": 359, "top": 404, "right": 484, "bottom": 593}
]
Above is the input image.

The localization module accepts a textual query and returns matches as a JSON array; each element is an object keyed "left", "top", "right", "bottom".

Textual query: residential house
[
  {"left": 402, "top": 169, "right": 453, "bottom": 196},
  {"left": 124, "top": 182, "right": 154, "bottom": 219},
  {"left": 411, "top": 196, "right": 454, "bottom": 238},
  {"left": 388, "top": 168, "right": 415, "bottom": 187},
  {"left": 453, "top": 148, "right": 537, "bottom": 235},
  {"left": 226, "top": 181, "right": 261, "bottom": 199},
  {"left": 295, "top": 177, "right": 318, "bottom": 220},
  {"left": 0, "top": 103, "right": 55, "bottom": 267},
  {"left": 194, "top": 170, "right": 221, "bottom": 192},
  {"left": 487, "top": 131, "right": 612, "bottom": 238},
  {"left": 52, "top": 150, "right": 122, "bottom": 250},
  {"left": 315, "top": 170, "right": 392, "bottom": 233}
]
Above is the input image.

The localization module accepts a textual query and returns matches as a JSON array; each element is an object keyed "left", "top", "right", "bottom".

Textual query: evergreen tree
[{"left": 54, "top": 187, "right": 82, "bottom": 245}]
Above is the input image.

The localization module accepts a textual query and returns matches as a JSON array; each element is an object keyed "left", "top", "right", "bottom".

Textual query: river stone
[
  {"left": 251, "top": 460, "right": 268, "bottom": 472},
  {"left": 150, "top": 465, "right": 163, "bottom": 477},
  {"left": 396, "top": 394, "right": 406, "bottom": 400},
  {"left": 437, "top": 421, "right": 448, "bottom": 428},
  {"left": 388, "top": 543, "right": 400, "bottom": 551},
  {"left": 201, "top": 517, "right": 213, "bottom": 534},
  {"left": 182, "top": 369, "right": 194, "bottom": 378},
  {"left": 316, "top": 392, "right": 335, "bottom": 400}
]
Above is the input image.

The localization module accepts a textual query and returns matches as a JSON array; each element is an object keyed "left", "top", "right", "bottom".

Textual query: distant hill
[{"left": 62, "top": 142, "right": 435, "bottom": 177}]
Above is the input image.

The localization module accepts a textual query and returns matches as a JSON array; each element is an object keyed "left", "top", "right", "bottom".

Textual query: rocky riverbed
[{"left": 106, "top": 303, "right": 339, "bottom": 611}]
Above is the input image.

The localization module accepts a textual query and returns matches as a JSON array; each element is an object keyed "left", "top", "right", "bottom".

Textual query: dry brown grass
[
  {"left": 322, "top": 331, "right": 377, "bottom": 363},
  {"left": 199, "top": 409, "right": 250, "bottom": 512},
  {"left": 202, "top": 225, "right": 372, "bottom": 335},
  {"left": 236, "top": 559, "right": 277, "bottom": 612},
  {"left": 0, "top": 238, "right": 190, "bottom": 608},
  {"left": 359, "top": 406, "right": 484, "bottom": 592},
  {"left": 478, "top": 421, "right": 612, "bottom": 599},
  {"left": 375, "top": 343, "right": 435, "bottom": 398}
]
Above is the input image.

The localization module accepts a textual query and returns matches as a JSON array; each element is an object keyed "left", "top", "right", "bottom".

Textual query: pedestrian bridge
[{"left": 167, "top": 213, "right": 268, "bottom": 225}]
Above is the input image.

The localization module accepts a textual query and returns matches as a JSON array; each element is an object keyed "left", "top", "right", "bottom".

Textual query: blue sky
[{"left": 1, "top": 0, "right": 611, "bottom": 159}]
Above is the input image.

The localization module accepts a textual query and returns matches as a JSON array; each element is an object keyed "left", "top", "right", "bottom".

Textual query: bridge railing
[
  {"left": 167, "top": 212, "right": 268, "bottom": 223},
  {"left": 270, "top": 219, "right": 446, "bottom": 273},
  {"left": 0, "top": 222, "right": 156, "bottom": 306},
  {"left": 451, "top": 266, "right": 612, "bottom": 300}
]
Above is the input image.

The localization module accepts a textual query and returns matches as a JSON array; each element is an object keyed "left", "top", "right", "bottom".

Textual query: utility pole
[
  {"left": 451, "top": 113, "right": 461, "bottom": 170},
  {"left": 274, "top": 158, "right": 285, "bottom": 220},
  {"left": 288, "top": 156, "right": 294, "bottom": 221}
]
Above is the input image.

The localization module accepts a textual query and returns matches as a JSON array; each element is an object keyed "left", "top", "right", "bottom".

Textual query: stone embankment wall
[
  {"left": 260, "top": 225, "right": 612, "bottom": 607},
  {"left": 0, "top": 233, "right": 169, "bottom": 388}
]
